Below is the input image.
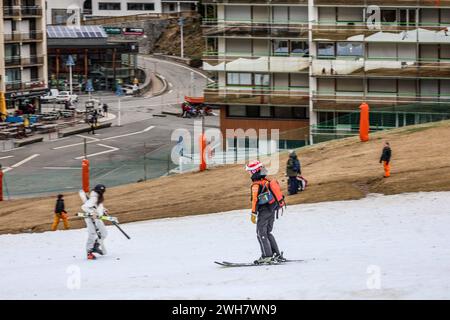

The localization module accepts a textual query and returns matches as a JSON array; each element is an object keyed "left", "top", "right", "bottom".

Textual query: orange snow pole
[
  {"left": 199, "top": 133, "right": 207, "bottom": 172},
  {"left": 82, "top": 159, "right": 90, "bottom": 193},
  {"left": 359, "top": 102, "right": 370, "bottom": 142},
  {"left": 0, "top": 166, "right": 3, "bottom": 201}
]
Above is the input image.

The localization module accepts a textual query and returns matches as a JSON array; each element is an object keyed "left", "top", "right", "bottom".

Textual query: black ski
[{"left": 214, "top": 259, "right": 306, "bottom": 268}]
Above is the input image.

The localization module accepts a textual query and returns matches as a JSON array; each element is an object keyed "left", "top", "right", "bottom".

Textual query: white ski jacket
[{"left": 81, "top": 191, "right": 107, "bottom": 217}]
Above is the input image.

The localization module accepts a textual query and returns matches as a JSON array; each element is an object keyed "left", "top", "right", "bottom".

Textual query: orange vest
[{"left": 250, "top": 178, "right": 285, "bottom": 214}]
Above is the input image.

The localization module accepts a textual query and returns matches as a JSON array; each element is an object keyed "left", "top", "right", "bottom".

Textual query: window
[
  {"left": 336, "top": 42, "right": 364, "bottom": 57},
  {"left": 381, "top": 10, "right": 397, "bottom": 23},
  {"left": 291, "top": 41, "right": 309, "bottom": 56},
  {"left": 273, "top": 40, "right": 289, "bottom": 55},
  {"left": 254, "top": 74, "right": 270, "bottom": 86},
  {"left": 127, "top": 3, "right": 155, "bottom": 11},
  {"left": 246, "top": 105, "right": 260, "bottom": 118},
  {"left": 318, "top": 43, "right": 335, "bottom": 57},
  {"left": 228, "top": 105, "right": 246, "bottom": 117},
  {"left": 260, "top": 106, "right": 272, "bottom": 118},
  {"left": 227, "top": 73, "right": 252, "bottom": 86},
  {"left": 99, "top": 2, "right": 121, "bottom": 10}
]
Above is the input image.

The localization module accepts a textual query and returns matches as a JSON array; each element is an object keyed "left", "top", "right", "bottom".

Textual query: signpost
[
  {"left": 66, "top": 55, "right": 75, "bottom": 95},
  {"left": 179, "top": 17, "right": 185, "bottom": 58},
  {"left": 115, "top": 82, "right": 124, "bottom": 127}
]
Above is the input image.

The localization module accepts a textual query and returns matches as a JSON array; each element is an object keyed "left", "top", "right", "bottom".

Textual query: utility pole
[
  {"left": 179, "top": 17, "right": 185, "bottom": 59},
  {"left": 66, "top": 55, "right": 75, "bottom": 95}
]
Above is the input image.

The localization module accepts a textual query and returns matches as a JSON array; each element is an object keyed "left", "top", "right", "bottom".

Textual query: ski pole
[{"left": 111, "top": 221, "right": 131, "bottom": 240}]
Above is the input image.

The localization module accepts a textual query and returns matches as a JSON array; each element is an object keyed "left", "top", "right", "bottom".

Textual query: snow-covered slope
[{"left": 1, "top": 192, "right": 450, "bottom": 300}]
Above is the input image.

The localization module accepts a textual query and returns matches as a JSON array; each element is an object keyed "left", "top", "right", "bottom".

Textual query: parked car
[
  {"left": 56, "top": 91, "right": 78, "bottom": 104},
  {"left": 121, "top": 84, "right": 136, "bottom": 96},
  {"left": 40, "top": 89, "right": 59, "bottom": 103}
]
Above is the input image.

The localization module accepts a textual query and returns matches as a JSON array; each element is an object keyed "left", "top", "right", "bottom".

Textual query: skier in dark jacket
[
  {"left": 380, "top": 141, "right": 392, "bottom": 178},
  {"left": 51, "top": 194, "right": 69, "bottom": 231},
  {"left": 246, "top": 160, "right": 287, "bottom": 265},
  {"left": 286, "top": 150, "right": 301, "bottom": 195}
]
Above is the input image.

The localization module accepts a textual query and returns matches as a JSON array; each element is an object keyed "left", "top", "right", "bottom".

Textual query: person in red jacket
[{"left": 246, "top": 160, "right": 287, "bottom": 265}]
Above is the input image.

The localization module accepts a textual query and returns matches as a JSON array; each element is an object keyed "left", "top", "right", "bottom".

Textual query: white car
[
  {"left": 56, "top": 91, "right": 78, "bottom": 104},
  {"left": 40, "top": 89, "right": 59, "bottom": 103}
]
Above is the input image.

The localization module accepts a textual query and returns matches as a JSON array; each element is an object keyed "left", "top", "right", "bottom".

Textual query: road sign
[
  {"left": 178, "top": 17, "right": 185, "bottom": 26},
  {"left": 66, "top": 55, "right": 75, "bottom": 67},
  {"left": 85, "top": 79, "right": 94, "bottom": 92}
]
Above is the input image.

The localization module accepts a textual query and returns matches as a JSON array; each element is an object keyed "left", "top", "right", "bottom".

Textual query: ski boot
[
  {"left": 254, "top": 256, "right": 274, "bottom": 265},
  {"left": 87, "top": 251, "right": 96, "bottom": 260},
  {"left": 273, "top": 252, "right": 287, "bottom": 263},
  {"left": 92, "top": 241, "right": 105, "bottom": 255}
]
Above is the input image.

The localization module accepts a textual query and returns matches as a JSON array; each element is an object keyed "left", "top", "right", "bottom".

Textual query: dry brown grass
[{"left": 1, "top": 120, "right": 450, "bottom": 234}]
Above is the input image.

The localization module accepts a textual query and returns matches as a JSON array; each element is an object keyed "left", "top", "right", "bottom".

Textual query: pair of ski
[{"left": 215, "top": 259, "right": 306, "bottom": 268}]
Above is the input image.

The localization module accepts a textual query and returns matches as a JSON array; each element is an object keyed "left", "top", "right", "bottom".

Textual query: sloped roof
[{"left": 47, "top": 25, "right": 107, "bottom": 39}]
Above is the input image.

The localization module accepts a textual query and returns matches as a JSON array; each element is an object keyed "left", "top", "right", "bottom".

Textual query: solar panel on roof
[{"left": 47, "top": 25, "right": 108, "bottom": 39}]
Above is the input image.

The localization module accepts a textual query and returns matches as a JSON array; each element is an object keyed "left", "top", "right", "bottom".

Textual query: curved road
[{"left": 0, "top": 57, "right": 217, "bottom": 199}]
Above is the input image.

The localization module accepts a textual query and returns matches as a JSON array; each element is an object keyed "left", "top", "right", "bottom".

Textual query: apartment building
[
  {"left": 46, "top": 0, "right": 198, "bottom": 24},
  {"left": 1, "top": 0, "right": 48, "bottom": 111},
  {"left": 202, "top": 1, "right": 450, "bottom": 147}
]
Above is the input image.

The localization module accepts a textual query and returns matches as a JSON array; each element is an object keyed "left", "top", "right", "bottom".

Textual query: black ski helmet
[{"left": 94, "top": 184, "right": 106, "bottom": 194}]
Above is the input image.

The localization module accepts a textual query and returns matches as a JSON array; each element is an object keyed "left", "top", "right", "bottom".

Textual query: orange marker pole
[
  {"left": 82, "top": 159, "right": 90, "bottom": 193},
  {"left": 359, "top": 102, "right": 370, "bottom": 142},
  {"left": 199, "top": 133, "right": 207, "bottom": 172}
]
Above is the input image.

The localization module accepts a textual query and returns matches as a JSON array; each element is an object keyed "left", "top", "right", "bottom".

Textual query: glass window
[
  {"left": 260, "top": 106, "right": 272, "bottom": 117},
  {"left": 273, "top": 40, "right": 289, "bottom": 55},
  {"left": 291, "top": 41, "right": 309, "bottom": 56},
  {"left": 336, "top": 42, "right": 364, "bottom": 56},
  {"left": 318, "top": 43, "right": 335, "bottom": 57},
  {"left": 293, "top": 107, "right": 308, "bottom": 119},
  {"left": 246, "top": 106, "right": 260, "bottom": 118},
  {"left": 254, "top": 74, "right": 270, "bottom": 86},
  {"left": 228, "top": 105, "right": 246, "bottom": 117},
  {"left": 98, "top": 2, "right": 121, "bottom": 10},
  {"left": 227, "top": 73, "right": 252, "bottom": 86},
  {"left": 381, "top": 10, "right": 397, "bottom": 23},
  {"left": 273, "top": 107, "right": 292, "bottom": 119},
  {"left": 127, "top": 3, "right": 155, "bottom": 11}
]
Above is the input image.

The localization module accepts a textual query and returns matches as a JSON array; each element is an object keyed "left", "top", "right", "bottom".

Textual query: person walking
[
  {"left": 102, "top": 103, "right": 108, "bottom": 117},
  {"left": 51, "top": 194, "right": 70, "bottom": 231},
  {"left": 286, "top": 150, "right": 301, "bottom": 195},
  {"left": 380, "top": 141, "right": 392, "bottom": 178},
  {"left": 245, "top": 160, "right": 287, "bottom": 265},
  {"left": 80, "top": 184, "right": 109, "bottom": 260}
]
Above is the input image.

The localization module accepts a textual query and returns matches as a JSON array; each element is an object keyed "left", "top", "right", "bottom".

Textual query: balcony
[
  {"left": 5, "top": 79, "right": 47, "bottom": 92},
  {"left": 21, "top": 6, "right": 43, "bottom": 17},
  {"left": 312, "top": 90, "right": 450, "bottom": 112},
  {"left": 312, "top": 22, "right": 450, "bottom": 43},
  {"left": 3, "top": 6, "right": 43, "bottom": 18},
  {"left": 202, "top": 0, "right": 308, "bottom": 4},
  {"left": 5, "top": 56, "right": 45, "bottom": 68},
  {"left": 312, "top": 58, "right": 450, "bottom": 79},
  {"left": 4, "top": 31, "right": 44, "bottom": 42},
  {"left": 203, "top": 19, "right": 308, "bottom": 38},
  {"left": 203, "top": 54, "right": 310, "bottom": 73},
  {"left": 3, "top": 6, "right": 21, "bottom": 17},
  {"left": 205, "top": 84, "right": 310, "bottom": 106},
  {"left": 314, "top": 0, "right": 450, "bottom": 6}
]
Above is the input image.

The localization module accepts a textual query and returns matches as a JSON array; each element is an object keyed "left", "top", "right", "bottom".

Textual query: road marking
[
  {"left": 53, "top": 136, "right": 100, "bottom": 150},
  {"left": 74, "top": 144, "right": 119, "bottom": 160},
  {"left": 102, "top": 125, "right": 155, "bottom": 141},
  {"left": 0, "top": 156, "right": 14, "bottom": 160},
  {"left": 3, "top": 154, "right": 40, "bottom": 173},
  {"left": 1, "top": 147, "right": 24, "bottom": 153},
  {"left": 43, "top": 167, "right": 80, "bottom": 170}
]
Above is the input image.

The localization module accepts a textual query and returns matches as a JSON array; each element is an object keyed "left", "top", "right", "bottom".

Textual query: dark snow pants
[
  {"left": 288, "top": 176, "right": 299, "bottom": 195},
  {"left": 256, "top": 206, "right": 280, "bottom": 258}
]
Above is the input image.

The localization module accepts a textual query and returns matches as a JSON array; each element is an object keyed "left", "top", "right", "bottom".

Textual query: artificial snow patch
[{"left": 1, "top": 192, "right": 450, "bottom": 299}]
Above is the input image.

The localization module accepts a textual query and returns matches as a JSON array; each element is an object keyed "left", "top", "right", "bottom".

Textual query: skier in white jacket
[{"left": 80, "top": 184, "right": 108, "bottom": 260}]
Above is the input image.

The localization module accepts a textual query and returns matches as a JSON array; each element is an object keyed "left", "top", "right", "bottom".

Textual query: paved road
[{"left": 0, "top": 57, "right": 216, "bottom": 198}]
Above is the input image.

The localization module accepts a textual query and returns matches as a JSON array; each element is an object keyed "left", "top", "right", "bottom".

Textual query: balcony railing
[
  {"left": 5, "top": 56, "right": 45, "bottom": 67},
  {"left": 313, "top": 21, "right": 450, "bottom": 42},
  {"left": 5, "top": 79, "right": 46, "bottom": 92},
  {"left": 312, "top": 57, "right": 450, "bottom": 78},
  {"left": 4, "top": 31, "right": 44, "bottom": 42},
  {"left": 314, "top": 0, "right": 450, "bottom": 7},
  {"left": 203, "top": 19, "right": 309, "bottom": 38},
  {"left": 3, "top": 6, "right": 43, "bottom": 17},
  {"left": 205, "top": 84, "right": 310, "bottom": 106},
  {"left": 203, "top": 0, "right": 308, "bottom": 4},
  {"left": 312, "top": 90, "right": 450, "bottom": 111},
  {"left": 203, "top": 53, "right": 310, "bottom": 73}
]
